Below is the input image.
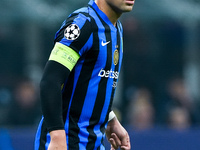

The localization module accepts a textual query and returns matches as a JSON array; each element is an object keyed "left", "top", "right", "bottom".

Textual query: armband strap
[
  {"left": 108, "top": 111, "right": 116, "bottom": 122},
  {"left": 49, "top": 42, "right": 80, "bottom": 71}
]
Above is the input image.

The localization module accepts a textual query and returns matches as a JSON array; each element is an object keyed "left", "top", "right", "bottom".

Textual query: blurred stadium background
[{"left": 1, "top": 0, "right": 200, "bottom": 149}]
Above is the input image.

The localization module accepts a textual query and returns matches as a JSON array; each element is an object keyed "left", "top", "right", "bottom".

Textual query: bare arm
[{"left": 48, "top": 130, "right": 67, "bottom": 150}]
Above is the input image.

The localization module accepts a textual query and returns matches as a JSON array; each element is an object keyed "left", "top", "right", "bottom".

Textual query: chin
[
  {"left": 113, "top": 5, "right": 133, "bottom": 14},
  {"left": 123, "top": 5, "right": 134, "bottom": 12},
  {"left": 123, "top": 8, "right": 133, "bottom": 12}
]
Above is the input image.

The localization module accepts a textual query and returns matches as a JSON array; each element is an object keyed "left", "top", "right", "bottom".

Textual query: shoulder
[
  {"left": 67, "top": 6, "right": 94, "bottom": 24},
  {"left": 61, "top": 8, "right": 96, "bottom": 36},
  {"left": 54, "top": 6, "right": 95, "bottom": 52}
]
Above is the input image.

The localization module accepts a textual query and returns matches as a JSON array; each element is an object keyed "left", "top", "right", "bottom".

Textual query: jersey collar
[{"left": 88, "top": 0, "right": 117, "bottom": 31}]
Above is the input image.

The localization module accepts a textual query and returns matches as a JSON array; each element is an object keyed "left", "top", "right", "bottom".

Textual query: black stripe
[
  {"left": 86, "top": 13, "right": 113, "bottom": 150},
  {"left": 68, "top": 17, "right": 99, "bottom": 149},
  {"left": 39, "top": 122, "right": 48, "bottom": 150}
]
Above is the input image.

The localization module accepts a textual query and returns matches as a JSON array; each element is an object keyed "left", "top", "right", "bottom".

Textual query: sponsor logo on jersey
[
  {"left": 64, "top": 24, "right": 80, "bottom": 40},
  {"left": 98, "top": 68, "right": 119, "bottom": 79}
]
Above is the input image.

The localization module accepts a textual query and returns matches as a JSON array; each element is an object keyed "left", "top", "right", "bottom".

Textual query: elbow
[
  {"left": 39, "top": 75, "right": 62, "bottom": 98},
  {"left": 40, "top": 77, "right": 48, "bottom": 92},
  {"left": 40, "top": 76, "right": 55, "bottom": 97},
  {"left": 40, "top": 77, "right": 49, "bottom": 97}
]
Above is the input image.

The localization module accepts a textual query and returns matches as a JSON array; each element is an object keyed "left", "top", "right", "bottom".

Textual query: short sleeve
[{"left": 55, "top": 13, "right": 93, "bottom": 57}]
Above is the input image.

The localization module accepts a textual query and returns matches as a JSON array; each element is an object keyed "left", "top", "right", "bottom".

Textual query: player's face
[{"left": 105, "top": 0, "right": 135, "bottom": 13}]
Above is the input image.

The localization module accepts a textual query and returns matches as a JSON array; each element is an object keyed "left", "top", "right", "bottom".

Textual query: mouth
[{"left": 125, "top": 0, "right": 135, "bottom": 5}]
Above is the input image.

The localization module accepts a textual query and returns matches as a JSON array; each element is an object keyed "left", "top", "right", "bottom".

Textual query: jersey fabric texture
[{"left": 35, "top": 0, "right": 123, "bottom": 149}]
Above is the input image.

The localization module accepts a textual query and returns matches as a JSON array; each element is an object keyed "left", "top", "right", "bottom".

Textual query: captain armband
[
  {"left": 49, "top": 42, "right": 80, "bottom": 71},
  {"left": 108, "top": 111, "right": 116, "bottom": 122}
]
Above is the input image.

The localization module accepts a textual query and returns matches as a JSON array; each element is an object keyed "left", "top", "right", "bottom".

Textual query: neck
[{"left": 95, "top": 0, "right": 122, "bottom": 26}]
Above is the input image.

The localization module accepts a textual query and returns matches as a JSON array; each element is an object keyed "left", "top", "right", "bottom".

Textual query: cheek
[
  {"left": 116, "top": 2, "right": 134, "bottom": 12},
  {"left": 107, "top": 0, "right": 122, "bottom": 9}
]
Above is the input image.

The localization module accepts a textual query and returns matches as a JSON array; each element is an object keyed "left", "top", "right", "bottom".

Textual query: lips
[{"left": 125, "top": 0, "right": 135, "bottom": 5}]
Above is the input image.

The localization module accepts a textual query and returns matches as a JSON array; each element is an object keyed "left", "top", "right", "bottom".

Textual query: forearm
[
  {"left": 40, "top": 77, "right": 64, "bottom": 131},
  {"left": 106, "top": 112, "right": 131, "bottom": 150},
  {"left": 106, "top": 111, "right": 119, "bottom": 136},
  {"left": 49, "top": 130, "right": 66, "bottom": 142},
  {"left": 107, "top": 115, "right": 121, "bottom": 132},
  {"left": 48, "top": 130, "right": 67, "bottom": 150},
  {"left": 40, "top": 61, "right": 70, "bottom": 132}
]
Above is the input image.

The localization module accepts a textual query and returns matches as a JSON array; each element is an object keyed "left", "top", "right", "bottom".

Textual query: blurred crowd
[
  {"left": 119, "top": 16, "right": 200, "bottom": 131},
  {"left": 123, "top": 77, "right": 200, "bottom": 131},
  {"left": 0, "top": 15, "right": 200, "bottom": 132},
  {"left": 0, "top": 78, "right": 41, "bottom": 127}
]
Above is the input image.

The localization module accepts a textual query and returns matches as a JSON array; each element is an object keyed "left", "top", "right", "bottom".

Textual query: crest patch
[{"left": 114, "top": 49, "right": 119, "bottom": 65}]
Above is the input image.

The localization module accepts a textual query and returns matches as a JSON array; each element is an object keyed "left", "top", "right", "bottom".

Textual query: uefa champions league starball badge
[{"left": 64, "top": 24, "right": 80, "bottom": 40}]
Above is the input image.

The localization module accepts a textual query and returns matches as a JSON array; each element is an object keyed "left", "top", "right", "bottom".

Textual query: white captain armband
[
  {"left": 108, "top": 111, "right": 116, "bottom": 122},
  {"left": 49, "top": 42, "right": 80, "bottom": 71}
]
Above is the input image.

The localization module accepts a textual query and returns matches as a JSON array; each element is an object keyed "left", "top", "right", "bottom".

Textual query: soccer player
[{"left": 35, "top": 0, "right": 135, "bottom": 149}]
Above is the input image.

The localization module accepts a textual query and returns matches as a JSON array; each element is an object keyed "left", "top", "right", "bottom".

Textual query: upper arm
[
  {"left": 54, "top": 13, "right": 93, "bottom": 57},
  {"left": 49, "top": 42, "right": 80, "bottom": 71}
]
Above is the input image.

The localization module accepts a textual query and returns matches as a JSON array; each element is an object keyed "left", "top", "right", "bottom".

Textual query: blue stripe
[
  {"left": 34, "top": 118, "right": 43, "bottom": 150},
  {"left": 78, "top": 33, "right": 93, "bottom": 56},
  {"left": 34, "top": 118, "right": 51, "bottom": 150},
  {"left": 45, "top": 133, "right": 50, "bottom": 150},
  {"left": 100, "top": 143, "right": 105, "bottom": 150}
]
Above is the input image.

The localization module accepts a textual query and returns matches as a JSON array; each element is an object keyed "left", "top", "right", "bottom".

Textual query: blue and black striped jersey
[{"left": 35, "top": 0, "right": 123, "bottom": 149}]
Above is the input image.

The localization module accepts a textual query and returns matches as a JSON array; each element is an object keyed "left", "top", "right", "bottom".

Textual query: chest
[{"left": 91, "top": 26, "right": 123, "bottom": 69}]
